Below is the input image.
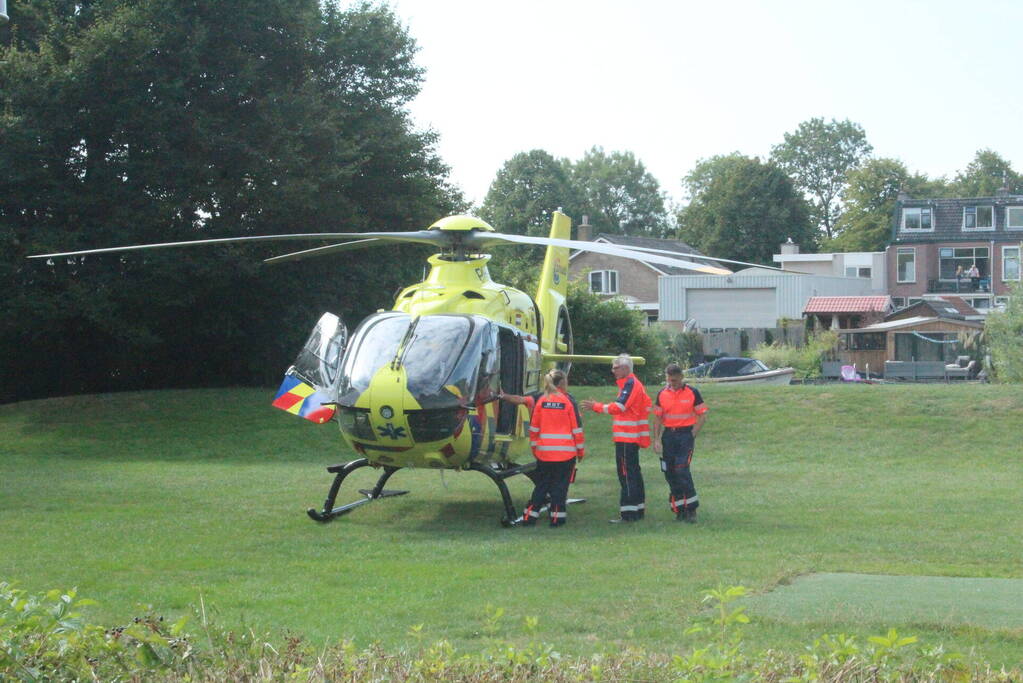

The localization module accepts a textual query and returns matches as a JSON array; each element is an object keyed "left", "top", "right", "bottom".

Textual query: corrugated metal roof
[
  {"left": 849, "top": 316, "right": 982, "bottom": 332},
  {"left": 803, "top": 296, "right": 892, "bottom": 313}
]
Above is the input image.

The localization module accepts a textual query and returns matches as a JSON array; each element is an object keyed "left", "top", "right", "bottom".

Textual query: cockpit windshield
[{"left": 337, "top": 313, "right": 494, "bottom": 409}]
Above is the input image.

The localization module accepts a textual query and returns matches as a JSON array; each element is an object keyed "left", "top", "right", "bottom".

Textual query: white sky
[{"left": 391, "top": 0, "right": 1023, "bottom": 208}]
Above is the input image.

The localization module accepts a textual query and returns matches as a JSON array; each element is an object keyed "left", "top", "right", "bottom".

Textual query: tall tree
[
  {"left": 953, "top": 149, "right": 1023, "bottom": 196},
  {"left": 479, "top": 150, "right": 581, "bottom": 237},
  {"left": 770, "top": 118, "right": 872, "bottom": 240},
  {"left": 677, "top": 155, "right": 815, "bottom": 266},
  {"left": 829, "top": 159, "right": 953, "bottom": 252},
  {"left": 0, "top": 0, "right": 457, "bottom": 402},
  {"left": 478, "top": 149, "right": 582, "bottom": 289},
  {"left": 570, "top": 147, "right": 669, "bottom": 236}
]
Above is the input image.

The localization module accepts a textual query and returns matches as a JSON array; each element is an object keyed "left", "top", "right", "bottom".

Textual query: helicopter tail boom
[{"left": 535, "top": 212, "right": 573, "bottom": 362}]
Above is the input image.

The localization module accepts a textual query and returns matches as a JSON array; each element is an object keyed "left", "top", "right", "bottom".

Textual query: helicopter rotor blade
[
  {"left": 29, "top": 223, "right": 763, "bottom": 275},
  {"left": 263, "top": 239, "right": 383, "bottom": 264},
  {"left": 585, "top": 243, "right": 785, "bottom": 272},
  {"left": 465, "top": 232, "right": 733, "bottom": 275},
  {"left": 27, "top": 230, "right": 448, "bottom": 260}
]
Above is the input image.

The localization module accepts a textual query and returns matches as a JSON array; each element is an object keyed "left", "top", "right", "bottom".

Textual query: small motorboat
[{"left": 684, "top": 357, "right": 794, "bottom": 385}]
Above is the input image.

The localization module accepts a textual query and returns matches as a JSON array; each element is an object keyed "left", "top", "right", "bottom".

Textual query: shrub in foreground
[{"left": 2, "top": 580, "right": 1018, "bottom": 681}]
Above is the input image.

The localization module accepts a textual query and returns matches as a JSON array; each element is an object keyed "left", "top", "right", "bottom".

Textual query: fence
[{"left": 700, "top": 326, "right": 807, "bottom": 358}]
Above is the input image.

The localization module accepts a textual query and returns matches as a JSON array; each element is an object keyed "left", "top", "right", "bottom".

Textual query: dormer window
[
  {"left": 963, "top": 205, "right": 993, "bottom": 230},
  {"left": 901, "top": 207, "right": 932, "bottom": 231},
  {"left": 589, "top": 270, "right": 618, "bottom": 295},
  {"left": 1006, "top": 206, "right": 1023, "bottom": 230}
]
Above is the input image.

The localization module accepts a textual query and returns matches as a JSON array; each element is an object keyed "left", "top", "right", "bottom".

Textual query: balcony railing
[{"left": 927, "top": 278, "right": 990, "bottom": 294}]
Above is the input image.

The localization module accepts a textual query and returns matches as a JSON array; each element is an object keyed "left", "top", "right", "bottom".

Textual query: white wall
[{"left": 659, "top": 272, "right": 875, "bottom": 326}]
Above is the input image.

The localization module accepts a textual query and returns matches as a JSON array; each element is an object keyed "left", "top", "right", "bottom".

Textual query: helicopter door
[
  {"left": 495, "top": 328, "right": 524, "bottom": 434},
  {"left": 271, "top": 312, "right": 348, "bottom": 424}
]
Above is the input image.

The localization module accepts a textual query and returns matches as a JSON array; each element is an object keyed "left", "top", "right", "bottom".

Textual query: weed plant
[{"left": 4, "top": 582, "right": 1019, "bottom": 681}]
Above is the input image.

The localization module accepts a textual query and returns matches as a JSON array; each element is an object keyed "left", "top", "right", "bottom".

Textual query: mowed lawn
[{"left": 1, "top": 383, "right": 1021, "bottom": 666}]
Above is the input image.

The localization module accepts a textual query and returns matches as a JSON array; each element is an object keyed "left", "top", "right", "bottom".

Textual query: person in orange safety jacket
[
  {"left": 517, "top": 369, "right": 584, "bottom": 527},
  {"left": 581, "top": 353, "right": 651, "bottom": 523},
  {"left": 652, "top": 362, "right": 708, "bottom": 523}
]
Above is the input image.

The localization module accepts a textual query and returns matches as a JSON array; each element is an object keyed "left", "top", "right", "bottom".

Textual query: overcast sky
[{"left": 390, "top": 0, "right": 1023, "bottom": 209}]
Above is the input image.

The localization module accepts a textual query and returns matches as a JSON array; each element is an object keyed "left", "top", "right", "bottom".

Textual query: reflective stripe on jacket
[
  {"left": 654, "top": 384, "right": 708, "bottom": 428},
  {"left": 530, "top": 391, "right": 585, "bottom": 461},
  {"left": 591, "top": 374, "right": 651, "bottom": 447}
]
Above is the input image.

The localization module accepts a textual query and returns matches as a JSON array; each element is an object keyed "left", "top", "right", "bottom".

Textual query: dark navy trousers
[
  {"left": 615, "top": 442, "right": 646, "bottom": 520},
  {"left": 661, "top": 428, "right": 698, "bottom": 513}
]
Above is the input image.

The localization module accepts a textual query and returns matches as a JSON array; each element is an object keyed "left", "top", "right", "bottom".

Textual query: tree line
[
  {"left": 3, "top": 2, "right": 1019, "bottom": 400},
  {"left": 1, "top": 0, "right": 460, "bottom": 402},
  {"left": 481, "top": 121, "right": 1022, "bottom": 267}
]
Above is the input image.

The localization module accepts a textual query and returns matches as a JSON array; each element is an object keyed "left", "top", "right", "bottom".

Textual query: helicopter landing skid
[{"left": 306, "top": 458, "right": 407, "bottom": 522}]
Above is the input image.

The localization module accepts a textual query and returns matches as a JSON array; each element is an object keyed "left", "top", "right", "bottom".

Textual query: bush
[
  {"left": 751, "top": 330, "right": 838, "bottom": 380},
  {"left": 984, "top": 281, "right": 1023, "bottom": 383},
  {"left": 566, "top": 281, "right": 667, "bottom": 386},
  {"left": 650, "top": 327, "right": 703, "bottom": 369},
  {"left": 4, "top": 581, "right": 1015, "bottom": 682}
]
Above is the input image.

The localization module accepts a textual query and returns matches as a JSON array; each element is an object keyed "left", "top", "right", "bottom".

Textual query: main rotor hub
[{"left": 429, "top": 215, "right": 495, "bottom": 233}]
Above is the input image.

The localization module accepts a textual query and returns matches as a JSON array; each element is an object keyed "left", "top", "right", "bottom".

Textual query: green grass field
[{"left": 1, "top": 383, "right": 1021, "bottom": 667}]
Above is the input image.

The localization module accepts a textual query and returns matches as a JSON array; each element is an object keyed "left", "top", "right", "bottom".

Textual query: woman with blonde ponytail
[{"left": 518, "top": 369, "right": 585, "bottom": 527}]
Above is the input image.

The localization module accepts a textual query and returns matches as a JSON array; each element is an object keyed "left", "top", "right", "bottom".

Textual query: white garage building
[{"left": 658, "top": 268, "right": 875, "bottom": 329}]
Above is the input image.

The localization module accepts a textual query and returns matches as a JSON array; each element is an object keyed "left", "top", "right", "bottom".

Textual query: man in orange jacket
[
  {"left": 652, "top": 363, "right": 708, "bottom": 523},
  {"left": 582, "top": 354, "right": 651, "bottom": 523}
]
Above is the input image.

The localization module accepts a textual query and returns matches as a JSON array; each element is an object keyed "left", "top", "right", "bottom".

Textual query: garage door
[{"left": 685, "top": 288, "right": 777, "bottom": 328}]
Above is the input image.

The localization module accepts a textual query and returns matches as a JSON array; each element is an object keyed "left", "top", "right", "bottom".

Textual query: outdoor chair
[
  {"left": 945, "top": 359, "right": 978, "bottom": 380},
  {"left": 840, "top": 365, "right": 861, "bottom": 382}
]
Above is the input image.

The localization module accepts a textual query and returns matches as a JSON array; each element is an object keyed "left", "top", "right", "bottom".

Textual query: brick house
[{"left": 886, "top": 190, "right": 1022, "bottom": 313}]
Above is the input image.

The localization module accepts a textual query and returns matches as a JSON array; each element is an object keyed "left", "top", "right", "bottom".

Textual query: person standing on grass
[
  {"left": 652, "top": 363, "right": 708, "bottom": 523},
  {"left": 511, "top": 369, "right": 584, "bottom": 527},
  {"left": 581, "top": 353, "right": 651, "bottom": 523}
]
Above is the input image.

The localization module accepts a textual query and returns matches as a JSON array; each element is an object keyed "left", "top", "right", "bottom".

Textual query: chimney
[
  {"left": 780, "top": 237, "right": 799, "bottom": 255},
  {"left": 576, "top": 214, "right": 592, "bottom": 241},
  {"left": 996, "top": 172, "right": 1009, "bottom": 197}
]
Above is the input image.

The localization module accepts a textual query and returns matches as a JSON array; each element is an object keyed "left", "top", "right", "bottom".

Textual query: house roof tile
[
  {"left": 803, "top": 296, "right": 892, "bottom": 314},
  {"left": 938, "top": 296, "right": 980, "bottom": 316}
]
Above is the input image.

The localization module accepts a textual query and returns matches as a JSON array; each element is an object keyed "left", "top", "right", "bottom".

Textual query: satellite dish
[{"left": 1, "top": 0, "right": 8, "bottom": 25}]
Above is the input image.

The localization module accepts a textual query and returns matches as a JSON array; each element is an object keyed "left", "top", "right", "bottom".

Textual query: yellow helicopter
[{"left": 30, "top": 211, "right": 730, "bottom": 525}]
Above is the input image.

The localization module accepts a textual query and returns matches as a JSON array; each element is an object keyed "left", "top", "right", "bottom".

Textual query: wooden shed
[{"left": 834, "top": 315, "right": 982, "bottom": 374}]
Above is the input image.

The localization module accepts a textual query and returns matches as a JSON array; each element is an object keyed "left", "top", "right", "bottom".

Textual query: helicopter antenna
[{"left": 391, "top": 315, "right": 421, "bottom": 371}]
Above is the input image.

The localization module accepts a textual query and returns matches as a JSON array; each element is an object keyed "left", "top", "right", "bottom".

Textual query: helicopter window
[
  {"left": 402, "top": 317, "right": 476, "bottom": 399},
  {"left": 473, "top": 326, "right": 500, "bottom": 402},
  {"left": 340, "top": 313, "right": 490, "bottom": 409},
  {"left": 342, "top": 315, "right": 406, "bottom": 393},
  {"left": 291, "top": 313, "right": 347, "bottom": 390},
  {"left": 498, "top": 329, "right": 522, "bottom": 395}
]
